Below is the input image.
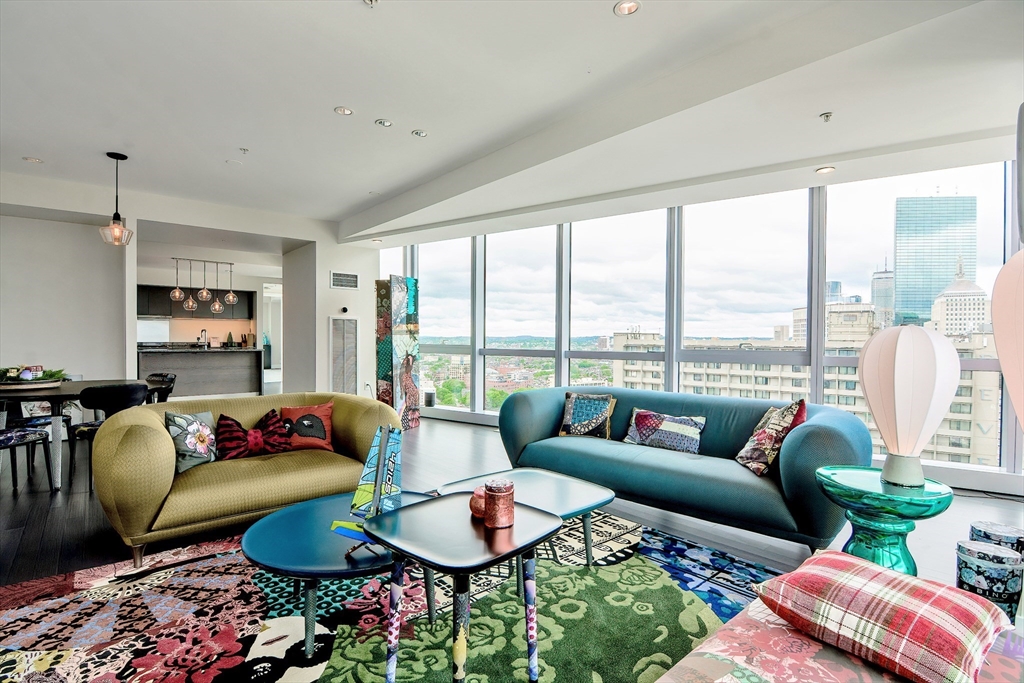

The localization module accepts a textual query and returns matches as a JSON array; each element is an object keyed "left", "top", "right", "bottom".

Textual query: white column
[{"left": 124, "top": 216, "right": 138, "bottom": 379}]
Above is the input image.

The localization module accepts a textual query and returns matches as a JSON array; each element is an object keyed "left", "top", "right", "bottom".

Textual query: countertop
[{"left": 138, "top": 347, "right": 262, "bottom": 353}]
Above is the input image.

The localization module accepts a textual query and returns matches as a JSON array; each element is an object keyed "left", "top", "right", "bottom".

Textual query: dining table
[{"left": 0, "top": 379, "right": 168, "bottom": 490}]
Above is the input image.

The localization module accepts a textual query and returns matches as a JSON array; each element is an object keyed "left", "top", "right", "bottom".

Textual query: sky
[{"left": 381, "top": 161, "right": 1010, "bottom": 341}]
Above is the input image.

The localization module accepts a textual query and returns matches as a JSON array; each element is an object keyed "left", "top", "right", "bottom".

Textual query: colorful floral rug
[{"left": 0, "top": 514, "right": 780, "bottom": 683}]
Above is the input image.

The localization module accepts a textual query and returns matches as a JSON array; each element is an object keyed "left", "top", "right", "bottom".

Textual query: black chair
[
  {"left": 145, "top": 373, "right": 176, "bottom": 403},
  {"left": 1, "top": 428, "right": 53, "bottom": 493},
  {"left": 72, "top": 384, "right": 150, "bottom": 490}
]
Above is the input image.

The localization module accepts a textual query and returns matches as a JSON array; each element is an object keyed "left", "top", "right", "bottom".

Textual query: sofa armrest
[
  {"left": 93, "top": 406, "right": 176, "bottom": 544},
  {"left": 777, "top": 409, "right": 873, "bottom": 546},
  {"left": 323, "top": 393, "right": 401, "bottom": 463},
  {"left": 498, "top": 388, "right": 566, "bottom": 467}
]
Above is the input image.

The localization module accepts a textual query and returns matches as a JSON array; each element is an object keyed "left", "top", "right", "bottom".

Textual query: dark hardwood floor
[{"left": 0, "top": 419, "right": 510, "bottom": 586}]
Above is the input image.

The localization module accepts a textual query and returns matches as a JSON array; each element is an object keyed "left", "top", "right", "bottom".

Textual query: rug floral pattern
[{"left": 0, "top": 516, "right": 771, "bottom": 683}]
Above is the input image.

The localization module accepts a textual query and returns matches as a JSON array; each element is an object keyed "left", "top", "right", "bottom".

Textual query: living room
[{"left": 1, "top": 1, "right": 1023, "bottom": 681}]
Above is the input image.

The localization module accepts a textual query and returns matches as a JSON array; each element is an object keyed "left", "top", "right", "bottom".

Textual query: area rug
[{"left": 0, "top": 515, "right": 780, "bottom": 683}]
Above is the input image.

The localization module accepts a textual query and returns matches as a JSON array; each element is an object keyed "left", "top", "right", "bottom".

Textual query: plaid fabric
[{"left": 754, "top": 550, "right": 1012, "bottom": 683}]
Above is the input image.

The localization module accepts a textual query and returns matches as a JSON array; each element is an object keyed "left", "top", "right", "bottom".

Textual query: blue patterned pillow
[
  {"left": 624, "top": 408, "right": 706, "bottom": 454},
  {"left": 559, "top": 392, "right": 617, "bottom": 439}
]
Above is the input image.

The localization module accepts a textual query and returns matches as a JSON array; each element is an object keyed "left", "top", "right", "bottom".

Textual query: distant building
[
  {"left": 792, "top": 308, "right": 807, "bottom": 343},
  {"left": 825, "top": 280, "right": 843, "bottom": 303},
  {"left": 773, "top": 325, "right": 790, "bottom": 341},
  {"left": 894, "top": 195, "right": 977, "bottom": 324},
  {"left": 612, "top": 331, "right": 664, "bottom": 390},
  {"left": 871, "top": 266, "right": 895, "bottom": 329},
  {"left": 926, "top": 259, "right": 991, "bottom": 337}
]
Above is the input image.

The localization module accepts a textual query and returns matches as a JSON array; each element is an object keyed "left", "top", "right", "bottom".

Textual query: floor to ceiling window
[
  {"left": 418, "top": 238, "right": 472, "bottom": 409},
  {"left": 378, "top": 247, "right": 403, "bottom": 282}
]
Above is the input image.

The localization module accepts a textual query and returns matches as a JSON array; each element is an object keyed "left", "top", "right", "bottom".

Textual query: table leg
[
  {"left": 452, "top": 573, "right": 471, "bottom": 683},
  {"left": 386, "top": 557, "right": 406, "bottom": 683},
  {"left": 582, "top": 512, "right": 594, "bottom": 566},
  {"left": 516, "top": 554, "right": 524, "bottom": 597},
  {"left": 522, "top": 548, "right": 539, "bottom": 683},
  {"left": 48, "top": 401, "right": 63, "bottom": 491},
  {"left": 302, "top": 578, "right": 319, "bottom": 658},
  {"left": 424, "top": 566, "right": 437, "bottom": 624},
  {"left": 844, "top": 510, "right": 918, "bottom": 576}
]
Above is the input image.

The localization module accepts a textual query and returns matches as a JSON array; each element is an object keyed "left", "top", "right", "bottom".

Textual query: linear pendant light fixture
[
  {"left": 183, "top": 260, "right": 198, "bottom": 312},
  {"left": 99, "top": 152, "right": 133, "bottom": 246},
  {"left": 210, "top": 264, "right": 225, "bottom": 314},
  {"left": 197, "top": 261, "right": 212, "bottom": 301},
  {"left": 170, "top": 259, "right": 185, "bottom": 301}
]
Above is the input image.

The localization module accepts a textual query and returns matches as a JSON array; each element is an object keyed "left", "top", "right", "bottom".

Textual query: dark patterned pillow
[
  {"left": 217, "top": 409, "right": 291, "bottom": 460},
  {"left": 165, "top": 411, "right": 217, "bottom": 473},
  {"left": 624, "top": 408, "right": 706, "bottom": 454},
  {"left": 559, "top": 392, "right": 616, "bottom": 439},
  {"left": 736, "top": 399, "right": 806, "bottom": 476}
]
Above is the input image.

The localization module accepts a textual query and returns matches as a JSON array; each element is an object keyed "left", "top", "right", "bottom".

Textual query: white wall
[
  {"left": 0, "top": 215, "right": 126, "bottom": 379},
  {"left": 282, "top": 243, "right": 317, "bottom": 392},
  {"left": 315, "top": 242, "right": 378, "bottom": 395}
]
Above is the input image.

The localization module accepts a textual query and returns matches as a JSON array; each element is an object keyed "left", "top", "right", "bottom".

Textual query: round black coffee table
[{"left": 241, "top": 490, "right": 431, "bottom": 658}]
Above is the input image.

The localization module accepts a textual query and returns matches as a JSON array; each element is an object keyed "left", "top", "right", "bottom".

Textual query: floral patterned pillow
[{"left": 165, "top": 411, "right": 217, "bottom": 473}]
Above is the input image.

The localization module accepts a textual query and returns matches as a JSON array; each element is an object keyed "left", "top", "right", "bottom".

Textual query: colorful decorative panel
[{"left": 375, "top": 276, "right": 419, "bottom": 429}]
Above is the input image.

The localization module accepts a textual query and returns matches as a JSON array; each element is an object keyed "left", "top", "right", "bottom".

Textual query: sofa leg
[{"left": 132, "top": 544, "right": 146, "bottom": 569}]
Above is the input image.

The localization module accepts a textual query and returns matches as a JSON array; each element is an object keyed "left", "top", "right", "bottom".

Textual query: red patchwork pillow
[
  {"left": 280, "top": 401, "right": 334, "bottom": 452},
  {"left": 754, "top": 550, "right": 1012, "bottom": 683},
  {"left": 216, "top": 409, "right": 291, "bottom": 460},
  {"left": 736, "top": 399, "right": 805, "bottom": 476}
]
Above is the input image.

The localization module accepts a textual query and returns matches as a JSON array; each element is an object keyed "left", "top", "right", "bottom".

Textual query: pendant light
[
  {"left": 224, "top": 263, "right": 239, "bottom": 305},
  {"left": 99, "top": 152, "right": 133, "bottom": 246},
  {"left": 170, "top": 258, "right": 185, "bottom": 301},
  {"left": 183, "top": 260, "right": 198, "bottom": 311},
  {"left": 210, "top": 262, "right": 225, "bottom": 314},
  {"left": 197, "top": 261, "right": 212, "bottom": 301}
]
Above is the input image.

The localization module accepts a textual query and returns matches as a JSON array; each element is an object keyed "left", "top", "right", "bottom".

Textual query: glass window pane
[
  {"left": 486, "top": 226, "right": 556, "bottom": 348},
  {"left": 378, "top": 247, "right": 403, "bottom": 281},
  {"left": 569, "top": 358, "right": 614, "bottom": 388},
  {"left": 484, "top": 355, "right": 555, "bottom": 411},
  {"left": 420, "top": 352, "right": 471, "bottom": 410},
  {"left": 419, "top": 238, "right": 471, "bottom": 344},
  {"left": 570, "top": 210, "right": 666, "bottom": 350},
  {"left": 678, "top": 362, "right": 806, "bottom": 401},
  {"left": 683, "top": 189, "right": 807, "bottom": 348},
  {"left": 825, "top": 162, "right": 1008, "bottom": 468}
]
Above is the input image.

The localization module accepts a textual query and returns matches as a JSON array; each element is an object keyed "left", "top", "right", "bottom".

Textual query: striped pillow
[{"left": 754, "top": 550, "right": 1012, "bottom": 683}]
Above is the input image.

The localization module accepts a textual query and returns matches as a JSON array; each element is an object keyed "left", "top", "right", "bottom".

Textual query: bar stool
[
  {"left": 1, "top": 428, "right": 54, "bottom": 493},
  {"left": 72, "top": 384, "right": 150, "bottom": 491},
  {"left": 145, "top": 373, "right": 176, "bottom": 403}
]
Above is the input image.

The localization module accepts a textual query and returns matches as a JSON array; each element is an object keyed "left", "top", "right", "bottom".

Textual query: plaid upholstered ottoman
[{"left": 657, "top": 599, "right": 1023, "bottom": 682}]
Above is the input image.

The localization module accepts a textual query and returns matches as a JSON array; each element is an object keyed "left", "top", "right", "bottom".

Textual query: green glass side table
[{"left": 815, "top": 465, "right": 954, "bottom": 576}]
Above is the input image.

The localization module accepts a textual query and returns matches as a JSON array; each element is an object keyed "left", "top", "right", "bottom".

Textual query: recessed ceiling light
[
  {"left": 334, "top": 106, "right": 353, "bottom": 115},
  {"left": 372, "top": 239, "right": 383, "bottom": 243},
  {"left": 22, "top": 157, "right": 43, "bottom": 163},
  {"left": 411, "top": 129, "right": 427, "bottom": 138},
  {"left": 226, "top": 159, "right": 243, "bottom": 166},
  {"left": 375, "top": 119, "right": 393, "bottom": 128},
  {"left": 613, "top": 1, "right": 641, "bottom": 17},
  {"left": 816, "top": 166, "right": 836, "bottom": 174}
]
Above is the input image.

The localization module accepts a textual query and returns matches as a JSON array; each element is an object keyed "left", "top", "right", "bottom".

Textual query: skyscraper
[
  {"left": 871, "top": 263, "right": 895, "bottom": 329},
  {"left": 893, "top": 196, "right": 976, "bottom": 324}
]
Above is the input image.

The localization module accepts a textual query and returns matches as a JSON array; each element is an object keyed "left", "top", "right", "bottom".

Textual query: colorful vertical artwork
[
  {"left": 330, "top": 426, "right": 403, "bottom": 543},
  {"left": 375, "top": 276, "right": 420, "bottom": 429}
]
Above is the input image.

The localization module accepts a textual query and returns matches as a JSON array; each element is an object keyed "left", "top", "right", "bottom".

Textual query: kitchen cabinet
[
  {"left": 229, "top": 291, "right": 251, "bottom": 320},
  {"left": 148, "top": 287, "right": 173, "bottom": 317},
  {"left": 137, "top": 285, "right": 254, "bottom": 320}
]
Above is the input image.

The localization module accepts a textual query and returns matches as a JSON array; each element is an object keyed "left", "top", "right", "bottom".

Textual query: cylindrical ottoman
[{"left": 956, "top": 540, "right": 1022, "bottom": 621}]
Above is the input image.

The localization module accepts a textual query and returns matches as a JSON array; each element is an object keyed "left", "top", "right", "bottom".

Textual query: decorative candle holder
[
  {"left": 469, "top": 486, "right": 486, "bottom": 518},
  {"left": 484, "top": 478, "right": 514, "bottom": 529}
]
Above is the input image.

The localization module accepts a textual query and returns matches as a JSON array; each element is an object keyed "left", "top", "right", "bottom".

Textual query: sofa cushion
[
  {"left": 165, "top": 410, "right": 217, "bottom": 473},
  {"left": 559, "top": 392, "right": 616, "bottom": 439},
  {"left": 152, "top": 449, "right": 363, "bottom": 530},
  {"left": 519, "top": 436, "right": 797, "bottom": 532}
]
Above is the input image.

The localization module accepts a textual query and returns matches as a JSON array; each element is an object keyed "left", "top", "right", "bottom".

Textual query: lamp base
[{"left": 880, "top": 454, "right": 925, "bottom": 488}]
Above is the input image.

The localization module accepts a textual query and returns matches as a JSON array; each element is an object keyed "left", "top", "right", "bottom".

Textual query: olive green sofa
[{"left": 93, "top": 392, "right": 399, "bottom": 567}]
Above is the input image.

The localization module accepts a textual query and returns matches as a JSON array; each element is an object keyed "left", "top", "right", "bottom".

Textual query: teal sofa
[{"left": 498, "top": 387, "right": 872, "bottom": 550}]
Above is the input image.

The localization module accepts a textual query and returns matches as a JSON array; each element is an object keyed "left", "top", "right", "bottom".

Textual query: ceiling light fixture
[
  {"left": 411, "top": 129, "right": 427, "bottom": 137},
  {"left": 375, "top": 119, "right": 393, "bottom": 128},
  {"left": 210, "top": 264, "right": 225, "bottom": 314},
  {"left": 99, "top": 152, "right": 133, "bottom": 246},
  {"left": 170, "top": 259, "right": 185, "bottom": 302},
  {"left": 226, "top": 159, "right": 243, "bottom": 166},
  {"left": 613, "top": 0, "right": 641, "bottom": 16},
  {"left": 197, "top": 262, "right": 212, "bottom": 302},
  {"left": 183, "top": 261, "right": 198, "bottom": 312},
  {"left": 224, "top": 263, "right": 238, "bottom": 305},
  {"left": 22, "top": 157, "right": 43, "bottom": 163},
  {"left": 820, "top": 112, "right": 833, "bottom": 123},
  {"left": 334, "top": 106, "right": 353, "bottom": 115},
  {"left": 816, "top": 166, "right": 836, "bottom": 175},
  {"left": 372, "top": 239, "right": 383, "bottom": 243}
]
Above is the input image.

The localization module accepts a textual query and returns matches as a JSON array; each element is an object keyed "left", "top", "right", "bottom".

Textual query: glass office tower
[
  {"left": 893, "top": 196, "right": 976, "bottom": 324},
  {"left": 871, "top": 267, "right": 895, "bottom": 329}
]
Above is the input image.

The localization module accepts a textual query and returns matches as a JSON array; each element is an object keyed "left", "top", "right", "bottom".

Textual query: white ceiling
[{"left": 1, "top": 1, "right": 1020, "bottom": 247}]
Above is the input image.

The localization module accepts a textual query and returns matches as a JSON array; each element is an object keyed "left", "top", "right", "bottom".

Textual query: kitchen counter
[{"left": 138, "top": 348, "right": 263, "bottom": 397}]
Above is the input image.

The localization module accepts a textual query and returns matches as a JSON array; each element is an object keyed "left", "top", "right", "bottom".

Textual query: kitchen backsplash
[{"left": 137, "top": 319, "right": 255, "bottom": 346}]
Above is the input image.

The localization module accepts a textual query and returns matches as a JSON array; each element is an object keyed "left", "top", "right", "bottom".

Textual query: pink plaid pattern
[{"left": 754, "top": 551, "right": 1012, "bottom": 683}]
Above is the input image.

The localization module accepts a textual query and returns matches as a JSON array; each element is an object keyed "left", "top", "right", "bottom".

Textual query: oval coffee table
[{"left": 241, "top": 490, "right": 432, "bottom": 658}]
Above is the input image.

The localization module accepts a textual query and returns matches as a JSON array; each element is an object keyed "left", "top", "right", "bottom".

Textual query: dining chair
[
  {"left": 1, "top": 428, "right": 54, "bottom": 493},
  {"left": 145, "top": 373, "right": 176, "bottom": 403},
  {"left": 72, "top": 384, "right": 150, "bottom": 491}
]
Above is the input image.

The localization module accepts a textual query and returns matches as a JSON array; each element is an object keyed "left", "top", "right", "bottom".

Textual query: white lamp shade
[
  {"left": 992, "top": 250, "right": 1024, "bottom": 425},
  {"left": 859, "top": 325, "right": 960, "bottom": 458}
]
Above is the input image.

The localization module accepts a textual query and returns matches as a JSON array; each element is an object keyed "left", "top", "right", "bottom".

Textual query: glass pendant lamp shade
[
  {"left": 183, "top": 295, "right": 198, "bottom": 312},
  {"left": 100, "top": 153, "right": 133, "bottom": 246},
  {"left": 170, "top": 259, "right": 185, "bottom": 301},
  {"left": 224, "top": 263, "right": 238, "bottom": 305},
  {"left": 210, "top": 262, "right": 224, "bottom": 314},
  {"left": 197, "top": 262, "right": 212, "bottom": 302}
]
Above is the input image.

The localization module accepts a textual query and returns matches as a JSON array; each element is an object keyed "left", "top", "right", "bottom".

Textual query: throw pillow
[
  {"left": 754, "top": 550, "right": 1012, "bottom": 683},
  {"left": 165, "top": 411, "right": 217, "bottom": 473},
  {"left": 559, "top": 392, "right": 616, "bottom": 439},
  {"left": 735, "top": 399, "right": 806, "bottom": 476},
  {"left": 624, "top": 408, "right": 706, "bottom": 454},
  {"left": 281, "top": 401, "right": 335, "bottom": 451},
  {"left": 217, "top": 409, "right": 291, "bottom": 460}
]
